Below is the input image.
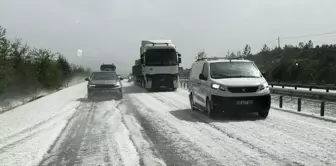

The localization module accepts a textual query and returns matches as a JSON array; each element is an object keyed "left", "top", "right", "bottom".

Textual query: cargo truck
[{"left": 132, "top": 40, "right": 182, "bottom": 91}]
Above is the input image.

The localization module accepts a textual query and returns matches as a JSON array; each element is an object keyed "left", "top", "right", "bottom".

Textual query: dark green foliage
[
  {"left": 246, "top": 40, "right": 336, "bottom": 84},
  {"left": 0, "top": 25, "right": 90, "bottom": 95}
]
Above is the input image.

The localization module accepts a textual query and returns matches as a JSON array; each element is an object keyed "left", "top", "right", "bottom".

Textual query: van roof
[
  {"left": 196, "top": 57, "right": 252, "bottom": 63},
  {"left": 206, "top": 59, "right": 252, "bottom": 63}
]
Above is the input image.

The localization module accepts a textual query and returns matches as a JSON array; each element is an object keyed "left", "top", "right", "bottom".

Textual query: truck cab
[{"left": 136, "top": 40, "right": 182, "bottom": 91}]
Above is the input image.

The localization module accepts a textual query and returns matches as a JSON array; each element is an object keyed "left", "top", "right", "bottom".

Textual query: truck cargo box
[
  {"left": 135, "top": 59, "right": 141, "bottom": 65},
  {"left": 100, "top": 64, "right": 116, "bottom": 71},
  {"left": 132, "top": 64, "right": 142, "bottom": 76},
  {"left": 140, "top": 40, "right": 175, "bottom": 54}
]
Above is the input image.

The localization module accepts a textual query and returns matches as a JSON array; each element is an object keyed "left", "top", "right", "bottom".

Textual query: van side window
[
  {"left": 201, "top": 63, "right": 209, "bottom": 79},
  {"left": 190, "top": 62, "right": 203, "bottom": 79}
]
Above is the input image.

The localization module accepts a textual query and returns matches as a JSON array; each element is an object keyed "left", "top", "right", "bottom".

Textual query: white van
[{"left": 188, "top": 57, "right": 271, "bottom": 119}]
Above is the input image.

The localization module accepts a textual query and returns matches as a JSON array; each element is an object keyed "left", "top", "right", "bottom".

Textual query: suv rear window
[
  {"left": 210, "top": 62, "right": 261, "bottom": 79},
  {"left": 91, "top": 72, "right": 118, "bottom": 80}
]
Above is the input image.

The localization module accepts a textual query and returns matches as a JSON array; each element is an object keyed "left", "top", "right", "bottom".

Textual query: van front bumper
[{"left": 211, "top": 94, "right": 271, "bottom": 113}]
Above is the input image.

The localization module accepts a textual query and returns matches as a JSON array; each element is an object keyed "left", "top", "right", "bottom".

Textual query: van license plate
[{"left": 236, "top": 100, "right": 253, "bottom": 105}]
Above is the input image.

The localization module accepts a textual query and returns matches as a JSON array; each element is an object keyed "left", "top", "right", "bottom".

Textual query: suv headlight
[
  {"left": 211, "top": 83, "right": 227, "bottom": 91},
  {"left": 259, "top": 82, "right": 269, "bottom": 91}
]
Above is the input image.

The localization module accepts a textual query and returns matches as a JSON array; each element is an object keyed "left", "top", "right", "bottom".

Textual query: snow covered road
[{"left": 1, "top": 82, "right": 336, "bottom": 166}]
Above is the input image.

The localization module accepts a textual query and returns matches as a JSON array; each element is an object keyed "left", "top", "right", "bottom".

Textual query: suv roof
[{"left": 92, "top": 71, "right": 117, "bottom": 73}]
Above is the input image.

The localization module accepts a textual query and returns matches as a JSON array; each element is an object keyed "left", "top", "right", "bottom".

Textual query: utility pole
[{"left": 277, "top": 36, "right": 280, "bottom": 48}]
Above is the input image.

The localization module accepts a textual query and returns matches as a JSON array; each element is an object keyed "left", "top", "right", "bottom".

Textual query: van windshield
[{"left": 210, "top": 62, "right": 262, "bottom": 79}]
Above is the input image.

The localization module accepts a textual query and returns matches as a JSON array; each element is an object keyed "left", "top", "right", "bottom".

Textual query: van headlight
[
  {"left": 89, "top": 84, "right": 96, "bottom": 87},
  {"left": 211, "top": 83, "right": 227, "bottom": 91},
  {"left": 259, "top": 82, "right": 269, "bottom": 91}
]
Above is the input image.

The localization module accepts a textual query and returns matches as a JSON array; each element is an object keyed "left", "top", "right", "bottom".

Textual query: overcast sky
[{"left": 1, "top": 0, "right": 336, "bottom": 75}]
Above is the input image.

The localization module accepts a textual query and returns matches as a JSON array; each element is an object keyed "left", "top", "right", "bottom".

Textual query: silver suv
[
  {"left": 85, "top": 71, "right": 123, "bottom": 99},
  {"left": 188, "top": 57, "right": 271, "bottom": 119}
]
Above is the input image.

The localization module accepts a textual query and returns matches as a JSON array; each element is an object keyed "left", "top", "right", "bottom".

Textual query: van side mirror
[
  {"left": 85, "top": 78, "right": 89, "bottom": 81},
  {"left": 178, "top": 53, "right": 181, "bottom": 57},
  {"left": 261, "top": 72, "right": 266, "bottom": 77},
  {"left": 199, "top": 74, "right": 207, "bottom": 80},
  {"left": 140, "top": 58, "right": 144, "bottom": 64},
  {"left": 178, "top": 57, "right": 182, "bottom": 63}
]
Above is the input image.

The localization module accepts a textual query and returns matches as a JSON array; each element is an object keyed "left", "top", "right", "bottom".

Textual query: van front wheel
[
  {"left": 206, "top": 99, "right": 217, "bottom": 119},
  {"left": 189, "top": 93, "right": 197, "bottom": 111}
]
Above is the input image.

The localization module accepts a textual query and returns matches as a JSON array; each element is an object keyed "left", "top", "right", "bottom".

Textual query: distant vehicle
[
  {"left": 188, "top": 57, "right": 271, "bottom": 119},
  {"left": 100, "top": 64, "right": 116, "bottom": 71},
  {"left": 132, "top": 40, "right": 182, "bottom": 91},
  {"left": 117, "top": 73, "right": 124, "bottom": 80},
  {"left": 85, "top": 71, "right": 123, "bottom": 99},
  {"left": 128, "top": 76, "right": 133, "bottom": 82}
]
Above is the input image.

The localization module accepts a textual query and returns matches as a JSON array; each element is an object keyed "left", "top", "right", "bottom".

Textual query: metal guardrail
[
  {"left": 269, "top": 82, "right": 336, "bottom": 92},
  {"left": 270, "top": 88, "right": 336, "bottom": 102}
]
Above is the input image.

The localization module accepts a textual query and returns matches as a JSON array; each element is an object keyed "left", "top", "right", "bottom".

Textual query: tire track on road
[
  {"left": 39, "top": 101, "right": 96, "bottom": 166},
  {"left": 148, "top": 93, "right": 285, "bottom": 165},
  {"left": 157, "top": 92, "right": 334, "bottom": 166}
]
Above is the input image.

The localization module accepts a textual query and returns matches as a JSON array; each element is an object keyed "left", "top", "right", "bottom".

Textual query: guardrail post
[
  {"left": 309, "top": 87, "right": 312, "bottom": 91},
  {"left": 320, "top": 101, "right": 325, "bottom": 116},
  {"left": 297, "top": 98, "right": 301, "bottom": 112},
  {"left": 279, "top": 96, "right": 283, "bottom": 108},
  {"left": 271, "top": 84, "right": 274, "bottom": 87},
  {"left": 326, "top": 89, "right": 329, "bottom": 92},
  {"left": 294, "top": 86, "right": 297, "bottom": 90},
  {"left": 282, "top": 85, "right": 284, "bottom": 88}
]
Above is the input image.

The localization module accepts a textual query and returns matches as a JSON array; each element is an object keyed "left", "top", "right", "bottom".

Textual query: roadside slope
[{"left": 0, "top": 82, "right": 87, "bottom": 166}]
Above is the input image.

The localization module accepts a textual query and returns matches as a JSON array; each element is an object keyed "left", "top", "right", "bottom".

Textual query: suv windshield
[
  {"left": 210, "top": 62, "right": 262, "bottom": 79},
  {"left": 145, "top": 49, "right": 177, "bottom": 66},
  {"left": 91, "top": 72, "right": 118, "bottom": 80}
]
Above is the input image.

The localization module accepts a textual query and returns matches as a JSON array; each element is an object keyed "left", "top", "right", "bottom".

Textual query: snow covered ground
[
  {"left": 0, "top": 77, "right": 86, "bottom": 114},
  {"left": 1, "top": 81, "right": 336, "bottom": 166}
]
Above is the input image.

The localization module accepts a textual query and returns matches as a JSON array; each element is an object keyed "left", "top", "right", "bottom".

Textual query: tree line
[
  {"left": 191, "top": 40, "right": 336, "bottom": 84},
  {"left": 0, "top": 25, "right": 90, "bottom": 96}
]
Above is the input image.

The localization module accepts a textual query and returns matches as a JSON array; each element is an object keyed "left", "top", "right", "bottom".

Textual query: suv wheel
[
  {"left": 189, "top": 93, "right": 197, "bottom": 111},
  {"left": 206, "top": 99, "right": 217, "bottom": 119},
  {"left": 87, "top": 91, "right": 92, "bottom": 99}
]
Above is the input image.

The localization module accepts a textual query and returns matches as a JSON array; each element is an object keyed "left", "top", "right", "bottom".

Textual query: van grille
[{"left": 228, "top": 86, "right": 259, "bottom": 93}]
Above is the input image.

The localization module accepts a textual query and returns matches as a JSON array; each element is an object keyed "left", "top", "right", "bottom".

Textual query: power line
[
  {"left": 262, "top": 31, "right": 336, "bottom": 48},
  {"left": 282, "top": 31, "right": 336, "bottom": 40}
]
